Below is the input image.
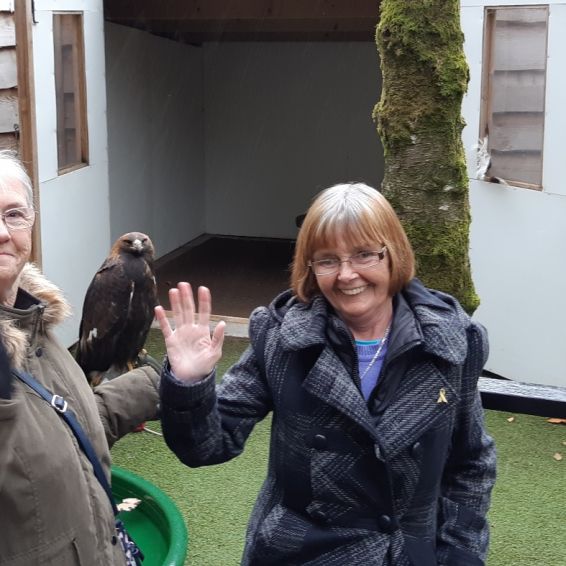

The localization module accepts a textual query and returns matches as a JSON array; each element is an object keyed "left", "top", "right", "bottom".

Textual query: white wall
[
  {"left": 33, "top": 0, "right": 110, "bottom": 345},
  {"left": 462, "top": 1, "right": 566, "bottom": 386},
  {"left": 105, "top": 23, "right": 205, "bottom": 256},
  {"left": 204, "top": 42, "right": 384, "bottom": 238},
  {"left": 105, "top": 36, "right": 383, "bottom": 241}
]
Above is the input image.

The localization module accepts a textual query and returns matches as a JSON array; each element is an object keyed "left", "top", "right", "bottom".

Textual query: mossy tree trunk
[{"left": 373, "top": 0, "right": 479, "bottom": 313}]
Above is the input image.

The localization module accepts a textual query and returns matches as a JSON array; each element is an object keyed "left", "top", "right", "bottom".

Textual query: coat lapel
[
  {"left": 375, "top": 359, "right": 461, "bottom": 460},
  {"left": 302, "top": 347, "right": 379, "bottom": 439},
  {"left": 276, "top": 282, "right": 471, "bottom": 453}
]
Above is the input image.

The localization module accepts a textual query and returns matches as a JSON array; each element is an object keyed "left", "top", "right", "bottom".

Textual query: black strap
[{"left": 13, "top": 369, "right": 119, "bottom": 516}]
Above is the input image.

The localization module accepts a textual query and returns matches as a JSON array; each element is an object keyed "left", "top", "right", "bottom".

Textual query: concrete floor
[{"left": 155, "top": 235, "right": 295, "bottom": 320}]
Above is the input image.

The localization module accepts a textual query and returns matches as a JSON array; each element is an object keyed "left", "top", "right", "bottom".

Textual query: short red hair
[{"left": 291, "top": 183, "right": 415, "bottom": 302}]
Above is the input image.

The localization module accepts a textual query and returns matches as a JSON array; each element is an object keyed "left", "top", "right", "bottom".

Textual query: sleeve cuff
[{"left": 160, "top": 359, "right": 216, "bottom": 410}]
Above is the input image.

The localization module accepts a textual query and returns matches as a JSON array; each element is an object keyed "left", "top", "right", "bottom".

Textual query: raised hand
[{"left": 154, "top": 283, "right": 225, "bottom": 383}]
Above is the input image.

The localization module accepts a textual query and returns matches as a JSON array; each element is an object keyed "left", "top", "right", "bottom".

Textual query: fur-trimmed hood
[{"left": 0, "top": 263, "right": 71, "bottom": 368}]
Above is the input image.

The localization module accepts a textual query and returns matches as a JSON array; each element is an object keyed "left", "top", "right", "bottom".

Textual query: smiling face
[
  {"left": 0, "top": 180, "right": 33, "bottom": 305},
  {"left": 312, "top": 233, "right": 393, "bottom": 338}
]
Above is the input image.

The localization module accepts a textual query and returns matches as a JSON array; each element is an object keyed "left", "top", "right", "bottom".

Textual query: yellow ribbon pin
[{"left": 437, "top": 388, "right": 448, "bottom": 404}]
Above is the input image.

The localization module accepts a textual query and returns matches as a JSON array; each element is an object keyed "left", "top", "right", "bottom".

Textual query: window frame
[
  {"left": 53, "top": 11, "right": 89, "bottom": 175},
  {"left": 479, "top": 5, "right": 549, "bottom": 191}
]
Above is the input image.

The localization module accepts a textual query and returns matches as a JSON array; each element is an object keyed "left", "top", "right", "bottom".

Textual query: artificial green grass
[
  {"left": 111, "top": 330, "right": 565, "bottom": 565},
  {"left": 112, "top": 331, "right": 266, "bottom": 566},
  {"left": 484, "top": 411, "right": 566, "bottom": 565}
]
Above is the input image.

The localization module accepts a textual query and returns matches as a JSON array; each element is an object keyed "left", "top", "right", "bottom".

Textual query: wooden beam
[
  {"left": 14, "top": 0, "right": 41, "bottom": 266},
  {"left": 479, "top": 376, "right": 566, "bottom": 418},
  {"left": 105, "top": 0, "right": 380, "bottom": 22},
  {"left": 104, "top": 0, "right": 380, "bottom": 40}
]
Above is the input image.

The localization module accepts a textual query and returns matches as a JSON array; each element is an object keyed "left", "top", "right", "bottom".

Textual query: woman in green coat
[{"left": 0, "top": 151, "right": 159, "bottom": 565}]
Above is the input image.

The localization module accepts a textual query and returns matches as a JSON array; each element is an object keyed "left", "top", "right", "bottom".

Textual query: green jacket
[{"left": 0, "top": 264, "right": 159, "bottom": 565}]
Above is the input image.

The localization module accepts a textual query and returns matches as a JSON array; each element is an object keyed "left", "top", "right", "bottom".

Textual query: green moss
[
  {"left": 402, "top": 216, "right": 479, "bottom": 314},
  {"left": 374, "top": 0, "right": 469, "bottom": 153},
  {"left": 375, "top": 0, "right": 478, "bottom": 313}
]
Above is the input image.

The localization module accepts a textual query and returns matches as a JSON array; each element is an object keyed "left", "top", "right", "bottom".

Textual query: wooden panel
[
  {"left": 0, "top": 12, "right": 15, "bottom": 47},
  {"left": 0, "top": 47, "right": 16, "bottom": 88},
  {"left": 0, "top": 87, "right": 18, "bottom": 132},
  {"left": 491, "top": 70, "right": 545, "bottom": 113},
  {"left": 490, "top": 112, "right": 543, "bottom": 152},
  {"left": 495, "top": 7, "right": 547, "bottom": 25},
  {"left": 490, "top": 150, "right": 542, "bottom": 187},
  {"left": 493, "top": 22, "right": 547, "bottom": 71},
  {"left": 14, "top": 0, "right": 41, "bottom": 265}
]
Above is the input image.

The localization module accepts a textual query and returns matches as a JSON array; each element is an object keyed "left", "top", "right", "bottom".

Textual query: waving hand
[{"left": 154, "top": 283, "right": 225, "bottom": 383}]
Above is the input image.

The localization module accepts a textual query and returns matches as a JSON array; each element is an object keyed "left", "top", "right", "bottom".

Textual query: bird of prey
[{"left": 76, "top": 232, "right": 158, "bottom": 386}]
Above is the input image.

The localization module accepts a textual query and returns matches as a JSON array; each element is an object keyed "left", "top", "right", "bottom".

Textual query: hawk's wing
[{"left": 76, "top": 257, "right": 135, "bottom": 374}]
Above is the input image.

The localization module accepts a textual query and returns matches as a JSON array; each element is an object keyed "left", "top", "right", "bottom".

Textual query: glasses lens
[
  {"left": 312, "top": 259, "right": 339, "bottom": 275},
  {"left": 351, "top": 251, "right": 382, "bottom": 270},
  {"left": 3, "top": 208, "right": 34, "bottom": 230}
]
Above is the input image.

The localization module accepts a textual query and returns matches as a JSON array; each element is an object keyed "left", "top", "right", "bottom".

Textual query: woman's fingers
[
  {"left": 157, "top": 283, "right": 225, "bottom": 381},
  {"left": 154, "top": 306, "right": 172, "bottom": 339},
  {"left": 169, "top": 282, "right": 194, "bottom": 329},
  {"left": 178, "top": 282, "right": 195, "bottom": 325},
  {"left": 211, "top": 319, "right": 226, "bottom": 354},
  {"left": 197, "top": 286, "right": 212, "bottom": 327}
]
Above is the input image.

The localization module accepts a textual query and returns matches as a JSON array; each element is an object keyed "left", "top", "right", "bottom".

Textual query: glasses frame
[
  {"left": 0, "top": 207, "right": 36, "bottom": 231},
  {"left": 308, "top": 246, "right": 387, "bottom": 276}
]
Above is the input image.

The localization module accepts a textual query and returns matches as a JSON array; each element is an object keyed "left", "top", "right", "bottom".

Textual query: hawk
[{"left": 76, "top": 232, "right": 158, "bottom": 385}]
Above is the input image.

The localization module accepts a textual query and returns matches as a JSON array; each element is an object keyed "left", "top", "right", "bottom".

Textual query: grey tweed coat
[{"left": 160, "top": 279, "right": 496, "bottom": 565}]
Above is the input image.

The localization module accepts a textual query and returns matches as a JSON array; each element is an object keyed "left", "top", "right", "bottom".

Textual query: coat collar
[
  {"left": 400, "top": 279, "right": 470, "bottom": 366},
  {"left": 275, "top": 279, "right": 471, "bottom": 366},
  {"left": 0, "top": 263, "right": 71, "bottom": 368},
  {"left": 271, "top": 281, "right": 472, "bottom": 447}
]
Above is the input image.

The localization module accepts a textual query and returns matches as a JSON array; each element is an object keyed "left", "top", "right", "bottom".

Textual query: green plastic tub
[{"left": 112, "top": 466, "right": 188, "bottom": 566}]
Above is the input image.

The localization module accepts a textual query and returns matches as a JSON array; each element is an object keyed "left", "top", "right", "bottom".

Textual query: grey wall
[
  {"left": 105, "top": 23, "right": 205, "bottom": 256},
  {"left": 105, "top": 28, "right": 384, "bottom": 251},
  {"left": 204, "top": 42, "right": 384, "bottom": 239}
]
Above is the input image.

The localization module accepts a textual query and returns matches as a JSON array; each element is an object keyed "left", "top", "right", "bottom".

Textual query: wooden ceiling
[{"left": 104, "top": 0, "right": 381, "bottom": 43}]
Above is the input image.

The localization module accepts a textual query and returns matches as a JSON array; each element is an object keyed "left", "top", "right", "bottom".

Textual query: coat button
[
  {"left": 35, "top": 347, "right": 43, "bottom": 357},
  {"left": 378, "top": 514, "right": 395, "bottom": 533},
  {"left": 312, "top": 434, "right": 327, "bottom": 450},
  {"left": 411, "top": 441, "right": 423, "bottom": 458},
  {"left": 111, "top": 535, "right": 118, "bottom": 545},
  {"left": 311, "top": 509, "right": 329, "bottom": 524}
]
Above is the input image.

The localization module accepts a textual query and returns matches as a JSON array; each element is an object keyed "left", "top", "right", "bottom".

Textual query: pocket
[
  {"left": 251, "top": 504, "right": 308, "bottom": 565},
  {"left": 413, "top": 421, "right": 452, "bottom": 495},
  {"left": 4, "top": 532, "right": 85, "bottom": 566},
  {"left": 44, "top": 535, "right": 84, "bottom": 566}
]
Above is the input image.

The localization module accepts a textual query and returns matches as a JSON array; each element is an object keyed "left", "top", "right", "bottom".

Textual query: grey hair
[{"left": 0, "top": 150, "right": 34, "bottom": 208}]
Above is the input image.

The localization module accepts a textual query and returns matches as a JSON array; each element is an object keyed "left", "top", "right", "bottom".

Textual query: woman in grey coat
[{"left": 156, "top": 182, "right": 496, "bottom": 565}]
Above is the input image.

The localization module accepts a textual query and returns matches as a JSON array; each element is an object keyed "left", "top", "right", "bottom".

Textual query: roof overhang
[{"left": 104, "top": 0, "right": 381, "bottom": 43}]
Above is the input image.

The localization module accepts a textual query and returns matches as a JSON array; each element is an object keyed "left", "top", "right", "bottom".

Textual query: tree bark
[{"left": 374, "top": 0, "right": 479, "bottom": 313}]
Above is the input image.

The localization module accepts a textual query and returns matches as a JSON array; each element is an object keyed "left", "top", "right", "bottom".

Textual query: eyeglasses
[
  {"left": 308, "top": 247, "right": 387, "bottom": 276},
  {"left": 0, "top": 207, "right": 35, "bottom": 231}
]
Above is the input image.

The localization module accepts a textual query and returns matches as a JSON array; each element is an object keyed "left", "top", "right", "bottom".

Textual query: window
[
  {"left": 53, "top": 13, "right": 88, "bottom": 173},
  {"left": 479, "top": 6, "right": 548, "bottom": 189}
]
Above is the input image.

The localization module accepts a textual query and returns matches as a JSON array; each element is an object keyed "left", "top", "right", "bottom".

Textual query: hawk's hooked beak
[{"left": 132, "top": 239, "right": 143, "bottom": 252}]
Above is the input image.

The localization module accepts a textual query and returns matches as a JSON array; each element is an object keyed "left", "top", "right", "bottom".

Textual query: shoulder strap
[{"left": 13, "top": 369, "right": 118, "bottom": 516}]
